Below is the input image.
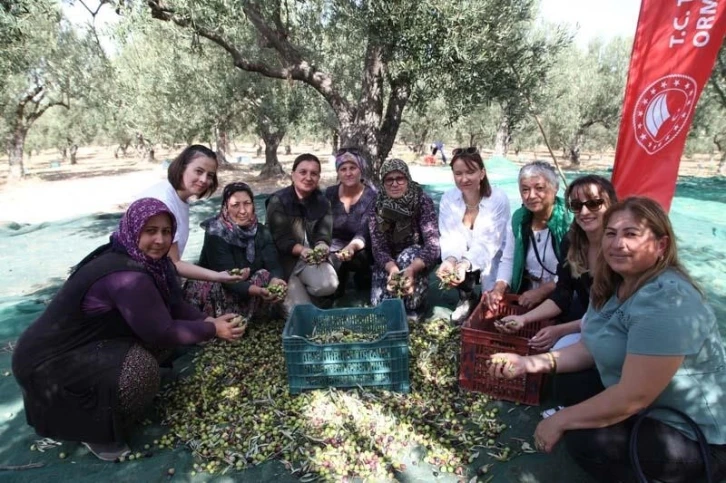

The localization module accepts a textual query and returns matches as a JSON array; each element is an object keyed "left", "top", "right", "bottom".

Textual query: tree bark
[
  {"left": 8, "top": 127, "right": 27, "bottom": 178},
  {"left": 493, "top": 113, "right": 511, "bottom": 156},
  {"left": 69, "top": 144, "right": 78, "bottom": 165},
  {"left": 215, "top": 128, "right": 231, "bottom": 165},
  {"left": 258, "top": 124, "right": 285, "bottom": 179}
]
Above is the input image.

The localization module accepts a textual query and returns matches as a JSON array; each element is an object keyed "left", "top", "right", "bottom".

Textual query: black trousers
[
  {"left": 334, "top": 248, "right": 372, "bottom": 297},
  {"left": 556, "top": 369, "right": 726, "bottom": 483}
]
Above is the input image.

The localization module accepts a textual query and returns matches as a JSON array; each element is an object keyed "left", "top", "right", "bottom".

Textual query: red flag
[{"left": 611, "top": 0, "right": 726, "bottom": 211}]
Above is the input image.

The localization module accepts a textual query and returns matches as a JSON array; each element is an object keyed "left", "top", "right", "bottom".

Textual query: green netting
[{"left": 0, "top": 157, "right": 724, "bottom": 482}]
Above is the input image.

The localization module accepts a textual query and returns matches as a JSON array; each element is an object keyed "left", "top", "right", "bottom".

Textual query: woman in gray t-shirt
[{"left": 489, "top": 197, "right": 726, "bottom": 483}]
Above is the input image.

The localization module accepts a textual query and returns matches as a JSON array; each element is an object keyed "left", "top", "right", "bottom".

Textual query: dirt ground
[{"left": 0, "top": 143, "right": 721, "bottom": 224}]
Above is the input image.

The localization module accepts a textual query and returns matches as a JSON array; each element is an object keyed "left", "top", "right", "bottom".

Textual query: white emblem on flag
[{"left": 633, "top": 74, "right": 697, "bottom": 155}]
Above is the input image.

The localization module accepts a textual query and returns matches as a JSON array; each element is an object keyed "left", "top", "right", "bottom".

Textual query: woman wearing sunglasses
[
  {"left": 369, "top": 159, "right": 440, "bottom": 321},
  {"left": 324, "top": 148, "right": 377, "bottom": 298},
  {"left": 437, "top": 147, "right": 510, "bottom": 323},
  {"left": 496, "top": 175, "right": 617, "bottom": 352},
  {"left": 485, "top": 161, "right": 572, "bottom": 310}
]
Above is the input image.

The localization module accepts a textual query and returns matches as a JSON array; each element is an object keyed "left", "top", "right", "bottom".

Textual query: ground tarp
[{"left": 1, "top": 157, "right": 724, "bottom": 483}]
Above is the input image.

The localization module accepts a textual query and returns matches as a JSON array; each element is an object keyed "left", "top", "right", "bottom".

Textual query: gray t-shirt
[{"left": 582, "top": 269, "right": 726, "bottom": 444}]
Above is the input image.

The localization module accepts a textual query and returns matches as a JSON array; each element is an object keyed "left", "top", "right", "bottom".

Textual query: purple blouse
[
  {"left": 82, "top": 271, "right": 216, "bottom": 346},
  {"left": 369, "top": 192, "right": 441, "bottom": 269},
  {"left": 324, "top": 183, "right": 377, "bottom": 250}
]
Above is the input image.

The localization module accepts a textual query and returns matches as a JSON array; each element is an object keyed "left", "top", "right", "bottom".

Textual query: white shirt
[
  {"left": 438, "top": 186, "right": 510, "bottom": 290},
  {"left": 497, "top": 224, "right": 558, "bottom": 289},
  {"left": 138, "top": 180, "right": 190, "bottom": 257}
]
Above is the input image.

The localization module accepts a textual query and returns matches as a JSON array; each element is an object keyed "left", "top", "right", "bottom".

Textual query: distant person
[
  {"left": 184, "top": 182, "right": 287, "bottom": 319},
  {"left": 431, "top": 140, "right": 447, "bottom": 165},
  {"left": 266, "top": 154, "right": 339, "bottom": 312},
  {"left": 11, "top": 199, "right": 243, "bottom": 462},
  {"left": 489, "top": 197, "right": 726, "bottom": 483},
  {"left": 138, "top": 145, "right": 242, "bottom": 284},
  {"left": 437, "top": 147, "right": 510, "bottom": 323},
  {"left": 369, "top": 159, "right": 440, "bottom": 322},
  {"left": 324, "top": 148, "right": 377, "bottom": 298},
  {"left": 484, "top": 161, "right": 571, "bottom": 310}
]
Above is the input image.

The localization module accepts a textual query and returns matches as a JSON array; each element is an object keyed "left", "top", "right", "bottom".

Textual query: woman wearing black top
[{"left": 498, "top": 175, "right": 617, "bottom": 352}]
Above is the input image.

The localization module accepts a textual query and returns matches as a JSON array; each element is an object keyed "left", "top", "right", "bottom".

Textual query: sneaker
[
  {"left": 83, "top": 441, "right": 132, "bottom": 461},
  {"left": 451, "top": 295, "right": 476, "bottom": 324}
]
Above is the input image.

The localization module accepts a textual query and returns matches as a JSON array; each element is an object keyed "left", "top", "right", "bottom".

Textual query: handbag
[{"left": 629, "top": 405, "right": 713, "bottom": 483}]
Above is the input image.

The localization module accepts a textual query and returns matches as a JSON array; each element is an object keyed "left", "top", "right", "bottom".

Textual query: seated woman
[
  {"left": 369, "top": 159, "right": 440, "bottom": 321},
  {"left": 138, "top": 144, "right": 241, "bottom": 284},
  {"left": 436, "top": 147, "right": 510, "bottom": 323},
  {"left": 324, "top": 148, "right": 377, "bottom": 297},
  {"left": 489, "top": 197, "right": 726, "bottom": 483},
  {"left": 485, "top": 161, "right": 571, "bottom": 310},
  {"left": 184, "top": 182, "right": 287, "bottom": 319},
  {"left": 498, "top": 175, "right": 617, "bottom": 351},
  {"left": 266, "top": 153, "right": 338, "bottom": 311},
  {"left": 11, "top": 199, "right": 243, "bottom": 462}
]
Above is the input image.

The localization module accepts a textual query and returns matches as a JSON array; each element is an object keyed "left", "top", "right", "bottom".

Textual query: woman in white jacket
[{"left": 437, "top": 147, "right": 510, "bottom": 323}]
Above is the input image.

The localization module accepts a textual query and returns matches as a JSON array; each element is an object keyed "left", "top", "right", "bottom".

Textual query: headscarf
[
  {"left": 375, "top": 158, "right": 423, "bottom": 246},
  {"left": 201, "top": 182, "right": 258, "bottom": 263},
  {"left": 335, "top": 151, "right": 367, "bottom": 173},
  {"left": 107, "top": 198, "right": 177, "bottom": 300}
]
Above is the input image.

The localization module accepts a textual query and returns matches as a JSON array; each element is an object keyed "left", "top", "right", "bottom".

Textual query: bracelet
[{"left": 545, "top": 352, "right": 557, "bottom": 374}]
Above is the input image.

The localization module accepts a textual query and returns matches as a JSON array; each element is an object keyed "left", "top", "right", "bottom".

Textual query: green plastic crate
[{"left": 282, "top": 299, "right": 410, "bottom": 394}]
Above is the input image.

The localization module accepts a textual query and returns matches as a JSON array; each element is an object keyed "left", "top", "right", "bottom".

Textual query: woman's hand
[
  {"left": 267, "top": 278, "right": 287, "bottom": 302},
  {"left": 534, "top": 413, "right": 566, "bottom": 453},
  {"left": 315, "top": 243, "right": 330, "bottom": 257},
  {"left": 218, "top": 268, "right": 250, "bottom": 283},
  {"left": 487, "top": 353, "right": 527, "bottom": 379},
  {"left": 436, "top": 259, "right": 456, "bottom": 280},
  {"left": 453, "top": 260, "right": 469, "bottom": 285},
  {"left": 483, "top": 283, "right": 507, "bottom": 310},
  {"left": 529, "top": 325, "right": 562, "bottom": 352},
  {"left": 212, "top": 314, "right": 246, "bottom": 341},
  {"left": 399, "top": 268, "right": 415, "bottom": 296},
  {"left": 299, "top": 247, "right": 313, "bottom": 260},
  {"left": 495, "top": 314, "right": 527, "bottom": 334},
  {"left": 518, "top": 288, "right": 546, "bottom": 309},
  {"left": 249, "top": 285, "right": 272, "bottom": 300},
  {"left": 336, "top": 244, "right": 356, "bottom": 262}
]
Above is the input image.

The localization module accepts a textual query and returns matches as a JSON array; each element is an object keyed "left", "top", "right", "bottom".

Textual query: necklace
[{"left": 464, "top": 199, "right": 479, "bottom": 210}]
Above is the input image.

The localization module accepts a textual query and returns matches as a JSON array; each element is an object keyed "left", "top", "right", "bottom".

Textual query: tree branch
[
  {"left": 146, "top": 0, "right": 352, "bottom": 122},
  {"left": 377, "top": 76, "right": 412, "bottom": 163}
]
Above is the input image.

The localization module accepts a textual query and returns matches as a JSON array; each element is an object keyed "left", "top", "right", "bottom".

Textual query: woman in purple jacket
[{"left": 12, "top": 198, "right": 243, "bottom": 462}]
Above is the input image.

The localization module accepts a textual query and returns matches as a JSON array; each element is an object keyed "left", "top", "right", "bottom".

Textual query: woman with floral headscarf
[
  {"left": 324, "top": 148, "right": 377, "bottom": 297},
  {"left": 184, "top": 182, "right": 286, "bottom": 318},
  {"left": 369, "top": 159, "right": 440, "bottom": 321},
  {"left": 12, "top": 199, "right": 243, "bottom": 462}
]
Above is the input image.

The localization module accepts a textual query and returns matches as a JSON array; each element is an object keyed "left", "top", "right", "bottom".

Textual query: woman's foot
[{"left": 82, "top": 441, "right": 132, "bottom": 461}]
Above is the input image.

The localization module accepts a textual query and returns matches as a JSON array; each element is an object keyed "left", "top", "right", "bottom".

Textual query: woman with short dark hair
[
  {"left": 266, "top": 153, "right": 338, "bottom": 310},
  {"left": 138, "top": 145, "right": 240, "bottom": 284}
]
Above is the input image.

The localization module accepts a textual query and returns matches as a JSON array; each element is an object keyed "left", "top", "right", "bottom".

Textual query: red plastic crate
[{"left": 458, "top": 294, "right": 554, "bottom": 405}]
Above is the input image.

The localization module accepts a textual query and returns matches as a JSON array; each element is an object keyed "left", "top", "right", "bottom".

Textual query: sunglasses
[
  {"left": 568, "top": 198, "right": 606, "bottom": 212},
  {"left": 452, "top": 147, "right": 479, "bottom": 156},
  {"left": 383, "top": 175, "right": 408, "bottom": 187}
]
